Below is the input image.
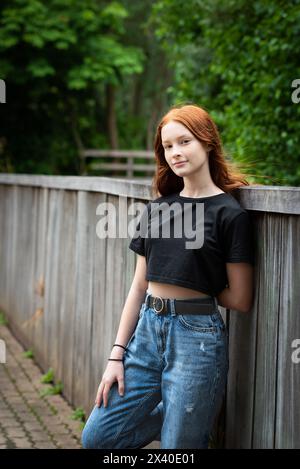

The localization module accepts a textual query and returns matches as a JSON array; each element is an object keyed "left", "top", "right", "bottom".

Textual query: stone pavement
[
  {"left": 0, "top": 323, "right": 82, "bottom": 449},
  {"left": 0, "top": 322, "right": 160, "bottom": 450}
]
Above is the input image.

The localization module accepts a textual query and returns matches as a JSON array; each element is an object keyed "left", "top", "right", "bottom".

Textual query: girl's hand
[{"left": 95, "top": 361, "right": 125, "bottom": 408}]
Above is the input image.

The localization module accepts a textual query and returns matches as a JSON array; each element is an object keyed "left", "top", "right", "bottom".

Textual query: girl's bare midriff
[{"left": 147, "top": 281, "right": 211, "bottom": 300}]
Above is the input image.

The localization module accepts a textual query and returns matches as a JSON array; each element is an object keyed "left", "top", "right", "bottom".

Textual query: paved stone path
[{"left": 0, "top": 323, "right": 82, "bottom": 449}]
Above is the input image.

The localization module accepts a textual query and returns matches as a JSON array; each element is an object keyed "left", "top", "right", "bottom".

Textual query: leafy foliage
[
  {"left": 0, "top": 0, "right": 145, "bottom": 174},
  {"left": 148, "top": 0, "right": 300, "bottom": 185},
  {"left": 0, "top": 0, "right": 144, "bottom": 87},
  {"left": 1, "top": 0, "right": 299, "bottom": 185}
]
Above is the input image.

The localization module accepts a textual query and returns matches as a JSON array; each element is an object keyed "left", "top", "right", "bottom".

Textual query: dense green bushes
[{"left": 1, "top": 0, "right": 299, "bottom": 185}]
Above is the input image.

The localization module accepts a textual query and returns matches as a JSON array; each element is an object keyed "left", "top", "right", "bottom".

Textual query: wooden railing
[
  {"left": 0, "top": 173, "right": 299, "bottom": 448},
  {"left": 81, "top": 149, "right": 156, "bottom": 177}
]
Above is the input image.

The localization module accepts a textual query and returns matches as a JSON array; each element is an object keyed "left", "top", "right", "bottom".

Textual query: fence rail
[
  {"left": 0, "top": 173, "right": 300, "bottom": 448},
  {"left": 81, "top": 149, "right": 156, "bottom": 177}
]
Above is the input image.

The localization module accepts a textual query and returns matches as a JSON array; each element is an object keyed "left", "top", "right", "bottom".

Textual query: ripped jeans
[{"left": 81, "top": 291, "right": 229, "bottom": 449}]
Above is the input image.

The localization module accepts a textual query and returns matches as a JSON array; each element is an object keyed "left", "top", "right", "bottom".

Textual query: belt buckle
[{"left": 153, "top": 296, "right": 165, "bottom": 314}]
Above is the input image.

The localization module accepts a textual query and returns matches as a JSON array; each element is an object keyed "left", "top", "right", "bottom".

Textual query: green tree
[
  {"left": 148, "top": 0, "right": 300, "bottom": 185},
  {"left": 0, "top": 0, "right": 145, "bottom": 173}
]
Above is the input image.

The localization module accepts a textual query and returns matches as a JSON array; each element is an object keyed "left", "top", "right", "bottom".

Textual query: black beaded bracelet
[
  {"left": 113, "top": 343, "right": 128, "bottom": 351},
  {"left": 108, "top": 358, "right": 124, "bottom": 361}
]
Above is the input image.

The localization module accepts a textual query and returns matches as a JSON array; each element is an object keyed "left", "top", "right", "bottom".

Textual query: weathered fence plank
[
  {"left": 252, "top": 214, "right": 282, "bottom": 448},
  {"left": 275, "top": 215, "right": 300, "bottom": 448}
]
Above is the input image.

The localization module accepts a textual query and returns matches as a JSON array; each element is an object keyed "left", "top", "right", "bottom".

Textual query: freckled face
[{"left": 161, "top": 121, "right": 209, "bottom": 176}]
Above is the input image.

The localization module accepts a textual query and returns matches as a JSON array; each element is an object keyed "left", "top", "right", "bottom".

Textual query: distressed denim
[{"left": 81, "top": 291, "right": 229, "bottom": 449}]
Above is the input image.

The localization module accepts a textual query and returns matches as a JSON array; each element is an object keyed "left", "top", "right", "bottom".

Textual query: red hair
[{"left": 151, "top": 103, "right": 257, "bottom": 198}]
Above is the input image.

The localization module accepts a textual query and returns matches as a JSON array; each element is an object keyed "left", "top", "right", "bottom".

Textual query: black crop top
[{"left": 128, "top": 191, "right": 255, "bottom": 297}]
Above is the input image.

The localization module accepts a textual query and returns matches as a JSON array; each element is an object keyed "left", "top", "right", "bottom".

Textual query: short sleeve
[
  {"left": 223, "top": 211, "right": 255, "bottom": 265},
  {"left": 128, "top": 203, "right": 149, "bottom": 257}
]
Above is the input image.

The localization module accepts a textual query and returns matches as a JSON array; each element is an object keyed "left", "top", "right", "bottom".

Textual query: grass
[
  {"left": 40, "top": 367, "right": 63, "bottom": 397},
  {"left": 39, "top": 381, "right": 63, "bottom": 397},
  {"left": 0, "top": 311, "right": 8, "bottom": 326},
  {"left": 71, "top": 407, "right": 86, "bottom": 422},
  {"left": 71, "top": 407, "right": 86, "bottom": 432},
  {"left": 23, "top": 349, "right": 34, "bottom": 359},
  {"left": 41, "top": 367, "right": 54, "bottom": 384}
]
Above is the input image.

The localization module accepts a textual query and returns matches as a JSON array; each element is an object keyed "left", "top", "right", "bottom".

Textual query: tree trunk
[{"left": 105, "top": 83, "right": 122, "bottom": 175}]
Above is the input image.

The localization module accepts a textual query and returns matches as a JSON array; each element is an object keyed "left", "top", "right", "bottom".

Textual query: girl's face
[{"left": 161, "top": 120, "right": 209, "bottom": 177}]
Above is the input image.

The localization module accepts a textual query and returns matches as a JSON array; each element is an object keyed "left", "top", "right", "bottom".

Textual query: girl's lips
[{"left": 174, "top": 161, "right": 187, "bottom": 167}]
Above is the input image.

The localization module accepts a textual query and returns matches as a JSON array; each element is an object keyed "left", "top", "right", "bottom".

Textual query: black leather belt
[{"left": 146, "top": 293, "right": 217, "bottom": 315}]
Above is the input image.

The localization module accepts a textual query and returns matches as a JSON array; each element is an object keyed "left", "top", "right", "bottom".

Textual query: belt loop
[
  {"left": 170, "top": 298, "right": 176, "bottom": 317},
  {"left": 145, "top": 290, "right": 150, "bottom": 308},
  {"left": 213, "top": 296, "right": 218, "bottom": 312}
]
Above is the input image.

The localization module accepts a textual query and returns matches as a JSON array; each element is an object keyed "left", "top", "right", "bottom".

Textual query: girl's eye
[{"left": 165, "top": 140, "right": 189, "bottom": 149}]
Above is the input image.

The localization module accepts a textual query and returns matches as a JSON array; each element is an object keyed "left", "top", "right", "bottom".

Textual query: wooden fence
[
  {"left": 81, "top": 149, "right": 156, "bottom": 177},
  {"left": 0, "top": 173, "right": 299, "bottom": 448}
]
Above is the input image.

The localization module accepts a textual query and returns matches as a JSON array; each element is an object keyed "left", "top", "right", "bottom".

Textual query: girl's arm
[
  {"left": 110, "top": 255, "right": 148, "bottom": 360},
  {"left": 216, "top": 263, "right": 254, "bottom": 313}
]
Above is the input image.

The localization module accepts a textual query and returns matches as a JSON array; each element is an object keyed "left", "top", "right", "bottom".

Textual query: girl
[{"left": 81, "top": 104, "right": 255, "bottom": 449}]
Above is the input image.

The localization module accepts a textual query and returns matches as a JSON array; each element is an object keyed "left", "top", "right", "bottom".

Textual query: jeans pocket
[
  {"left": 138, "top": 302, "right": 146, "bottom": 320},
  {"left": 126, "top": 305, "right": 145, "bottom": 352},
  {"left": 178, "top": 314, "right": 217, "bottom": 333},
  {"left": 125, "top": 331, "right": 136, "bottom": 352}
]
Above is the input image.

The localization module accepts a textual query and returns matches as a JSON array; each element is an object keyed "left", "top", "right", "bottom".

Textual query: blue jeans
[{"left": 81, "top": 291, "right": 229, "bottom": 449}]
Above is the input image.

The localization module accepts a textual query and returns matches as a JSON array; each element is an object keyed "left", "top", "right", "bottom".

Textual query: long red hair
[{"left": 152, "top": 103, "right": 256, "bottom": 198}]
